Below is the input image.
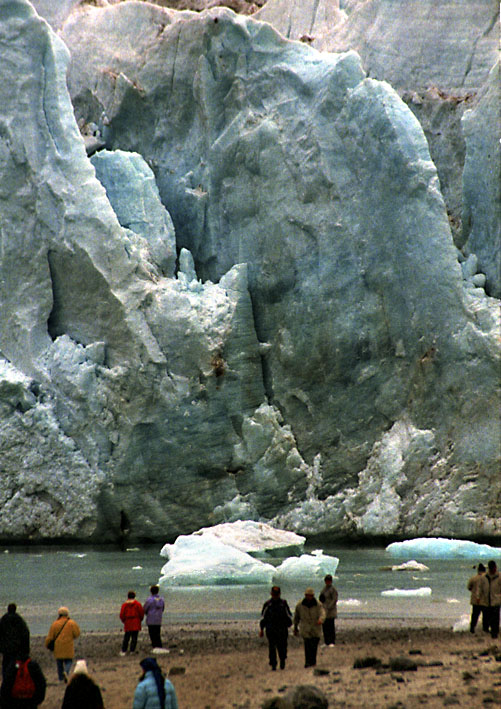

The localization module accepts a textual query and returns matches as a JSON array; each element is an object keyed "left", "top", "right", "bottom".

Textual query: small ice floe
[
  {"left": 126, "top": 547, "right": 141, "bottom": 552},
  {"left": 338, "top": 599, "right": 363, "bottom": 607},
  {"left": 132, "top": 566, "right": 143, "bottom": 570},
  {"left": 68, "top": 553, "right": 87, "bottom": 558},
  {"left": 452, "top": 614, "right": 470, "bottom": 632},
  {"left": 446, "top": 598, "right": 460, "bottom": 604},
  {"left": 273, "top": 551, "right": 339, "bottom": 582},
  {"left": 381, "top": 587, "right": 432, "bottom": 597},
  {"left": 386, "top": 537, "right": 501, "bottom": 559},
  {"left": 387, "top": 560, "right": 430, "bottom": 572}
]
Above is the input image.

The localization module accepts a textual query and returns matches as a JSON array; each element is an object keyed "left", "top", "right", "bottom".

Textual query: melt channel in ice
[{"left": 386, "top": 538, "right": 501, "bottom": 560}]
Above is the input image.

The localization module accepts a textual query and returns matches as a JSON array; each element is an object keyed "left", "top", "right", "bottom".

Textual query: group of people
[
  {"left": 468, "top": 560, "right": 501, "bottom": 638},
  {"left": 0, "top": 586, "right": 178, "bottom": 709},
  {"left": 259, "top": 574, "right": 338, "bottom": 671},
  {"left": 119, "top": 586, "right": 166, "bottom": 656}
]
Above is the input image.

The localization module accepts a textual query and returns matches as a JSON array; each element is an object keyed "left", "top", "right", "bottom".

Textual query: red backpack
[{"left": 11, "top": 659, "right": 36, "bottom": 699}]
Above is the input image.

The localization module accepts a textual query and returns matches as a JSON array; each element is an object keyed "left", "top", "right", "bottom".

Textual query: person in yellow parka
[{"left": 45, "top": 607, "right": 81, "bottom": 682}]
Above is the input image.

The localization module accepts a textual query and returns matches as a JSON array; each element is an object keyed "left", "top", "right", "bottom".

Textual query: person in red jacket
[{"left": 119, "top": 591, "right": 144, "bottom": 656}]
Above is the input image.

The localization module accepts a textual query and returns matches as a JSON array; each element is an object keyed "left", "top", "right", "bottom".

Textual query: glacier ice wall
[{"left": 0, "top": 0, "right": 499, "bottom": 542}]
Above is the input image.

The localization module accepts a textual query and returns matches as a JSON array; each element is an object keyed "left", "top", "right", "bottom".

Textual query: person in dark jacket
[
  {"left": 259, "top": 586, "right": 292, "bottom": 671},
  {"left": 0, "top": 605, "right": 30, "bottom": 680},
  {"left": 0, "top": 654, "right": 46, "bottom": 709},
  {"left": 61, "top": 659, "right": 104, "bottom": 709}
]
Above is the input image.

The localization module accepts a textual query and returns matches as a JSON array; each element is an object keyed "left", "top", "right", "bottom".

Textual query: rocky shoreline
[{"left": 30, "top": 622, "right": 501, "bottom": 708}]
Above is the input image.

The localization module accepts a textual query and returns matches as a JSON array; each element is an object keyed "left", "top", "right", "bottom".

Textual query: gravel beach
[{"left": 30, "top": 620, "right": 501, "bottom": 708}]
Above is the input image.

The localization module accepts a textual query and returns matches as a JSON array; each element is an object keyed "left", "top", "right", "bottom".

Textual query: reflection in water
[{"left": 0, "top": 544, "right": 482, "bottom": 635}]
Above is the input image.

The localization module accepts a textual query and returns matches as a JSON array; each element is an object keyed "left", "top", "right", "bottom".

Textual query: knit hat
[
  {"left": 58, "top": 607, "right": 69, "bottom": 616},
  {"left": 305, "top": 587, "right": 315, "bottom": 595},
  {"left": 73, "top": 660, "right": 88, "bottom": 675}
]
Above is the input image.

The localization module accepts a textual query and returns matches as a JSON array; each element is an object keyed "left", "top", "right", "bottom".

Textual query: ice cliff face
[{"left": 0, "top": 0, "right": 499, "bottom": 542}]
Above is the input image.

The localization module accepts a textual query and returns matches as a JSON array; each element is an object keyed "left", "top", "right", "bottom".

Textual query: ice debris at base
[
  {"left": 273, "top": 550, "right": 339, "bottom": 582},
  {"left": 386, "top": 538, "right": 501, "bottom": 559},
  {"left": 192, "top": 520, "right": 305, "bottom": 557},
  {"left": 159, "top": 533, "right": 276, "bottom": 586},
  {"left": 452, "top": 614, "right": 470, "bottom": 632},
  {"left": 381, "top": 587, "right": 432, "bottom": 597},
  {"left": 381, "top": 560, "right": 430, "bottom": 572},
  {"left": 159, "top": 523, "right": 335, "bottom": 586}
]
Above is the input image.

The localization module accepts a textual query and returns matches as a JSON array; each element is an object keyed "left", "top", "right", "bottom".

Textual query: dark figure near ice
[
  {"left": 259, "top": 586, "right": 292, "bottom": 671},
  {"left": 0, "top": 604, "right": 30, "bottom": 679},
  {"left": 119, "top": 509, "right": 131, "bottom": 551}
]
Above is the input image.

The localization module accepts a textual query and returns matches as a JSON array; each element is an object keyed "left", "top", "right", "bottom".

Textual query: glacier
[{"left": 0, "top": 0, "right": 499, "bottom": 543}]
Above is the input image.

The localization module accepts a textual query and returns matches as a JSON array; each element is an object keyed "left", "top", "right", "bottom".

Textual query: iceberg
[
  {"left": 452, "top": 614, "right": 470, "bottom": 632},
  {"left": 386, "top": 538, "right": 501, "bottom": 559},
  {"left": 159, "top": 534, "right": 275, "bottom": 586},
  {"left": 192, "top": 521, "right": 305, "bottom": 557},
  {"left": 381, "top": 587, "right": 432, "bottom": 597},
  {"left": 273, "top": 550, "right": 339, "bottom": 582}
]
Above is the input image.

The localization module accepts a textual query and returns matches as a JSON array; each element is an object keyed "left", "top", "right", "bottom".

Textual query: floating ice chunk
[
  {"left": 386, "top": 538, "right": 501, "bottom": 559},
  {"left": 338, "top": 599, "right": 364, "bottom": 607},
  {"left": 132, "top": 565, "right": 143, "bottom": 570},
  {"left": 159, "top": 533, "right": 275, "bottom": 586},
  {"left": 446, "top": 598, "right": 460, "bottom": 604},
  {"left": 452, "top": 614, "right": 470, "bottom": 632},
  {"left": 273, "top": 552, "right": 339, "bottom": 582},
  {"left": 381, "top": 587, "right": 432, "bottom": 597},
  {"left": 190, "top": 520, "right": 305, "bottom": 558},
  {"left": 388, "top": 560, "right": 430, "bottom": 572}
]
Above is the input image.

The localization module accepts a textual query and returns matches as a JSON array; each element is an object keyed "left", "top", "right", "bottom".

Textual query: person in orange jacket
[
  {"left": 45, "top": 607, "right": 80, "bottom": 682},
  {"left": 119, "top": 591, "right": 144, "bottom": 656}
]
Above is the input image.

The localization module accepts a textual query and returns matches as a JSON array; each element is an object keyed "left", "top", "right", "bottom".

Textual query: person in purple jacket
[{"left": 143, "top": 585, "right": 165, "bottom": 649}]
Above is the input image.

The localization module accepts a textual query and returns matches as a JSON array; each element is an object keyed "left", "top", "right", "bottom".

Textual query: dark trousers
[
  {"left": 122, "top": 630, "right": 139, "bottom": 653},
  {"left": 303, "top": 637, "right": 320, "bottom": 667},
  {"left": 148, "top": 624, "right": 162, "bottom": 648},
  {"left": 2, "top": 654, "right": 15, "bottom": 680},
  {"left": 470, "top": 605, "right": 488, "bottom": 633},
  {"left": 323, "top": 617, "right": 336, "bottom": 645},
  {"left": 485, "top": 606, "right": 500, "bottom": 638},
  {"left": 266, "top": 629, "right": 288, "bottom": 669}
]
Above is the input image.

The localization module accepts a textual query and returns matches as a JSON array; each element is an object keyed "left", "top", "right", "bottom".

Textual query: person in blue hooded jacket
[{"left": 132, "top": 658, "right": 178, "bottom": 709}]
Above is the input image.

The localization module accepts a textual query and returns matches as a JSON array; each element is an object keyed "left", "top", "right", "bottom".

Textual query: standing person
[
  {"left": 293, "top": 587, "right": 325, "bottom": 668},
  {"left": 480, "top": 560, "right": 501, "bottom": 639},
  {"left": 143, "top": 586, "right": 165, "bottom": 649},
  {"left": 319, "top": 574, "right": 338, "bottom": 646},
  {"left": 0, "top": 653, "right": 46, "bottom": 709},
  {"left": 467, "top": 563, "right": 488, "bottom": 633},
  {"left": 132, "top": 657, "right": 178, "bottom": 709},
  {"left": 259, "top": 586, "right": 292, "bottom": 671},
  {"left": 44, "top": 607, "right": 80, "bottom": 683},
  {"left": 0, "top": 604, "right": 30, "bottom": 680},
  {"left": 61, "top": 659, "right": 104, "bottom": 709},
  {"left": 120, "top": 591, "right": 145, "bottom": 656}
]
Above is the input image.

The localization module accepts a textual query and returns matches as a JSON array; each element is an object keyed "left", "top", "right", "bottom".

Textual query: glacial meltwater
[{"left": 1, "top": 544, "right": 496, "bottom": 636}]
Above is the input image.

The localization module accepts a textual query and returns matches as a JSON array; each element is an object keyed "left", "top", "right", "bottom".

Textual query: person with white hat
[
  {"left": 293, "top": 588, "right": 325, "bottom": 668},
  {"left": 61, "top": 659, "right": 104, "bottom": 709}
]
